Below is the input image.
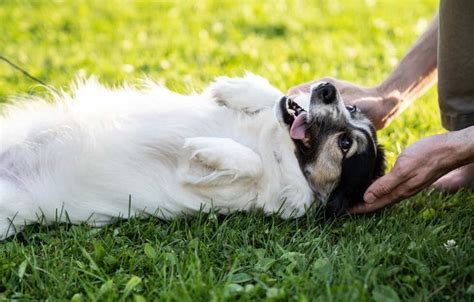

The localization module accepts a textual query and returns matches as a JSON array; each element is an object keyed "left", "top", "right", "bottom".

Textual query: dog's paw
[
  {"left": 207, "top": 73, "right": 283, "bottom": 114},
  {"left": 182, "top": 137, "right": 262, "bottom": 186},
  {"left": 185, "top": 140, "right": 225, "bottom": 170}
]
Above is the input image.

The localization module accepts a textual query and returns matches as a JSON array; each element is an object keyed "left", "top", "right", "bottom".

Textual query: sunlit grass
[{"left": 1, "top": 0, "right": 472, "bottom": 300}]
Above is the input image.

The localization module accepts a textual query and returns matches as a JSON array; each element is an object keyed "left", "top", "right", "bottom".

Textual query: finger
[
  {"left": 349, "top": 195, "right": 401, "bottom": 214},
  {"left": 363, "top": 171, "right": 407, "bottom": 203},
  {"left": 287, "top": 86, "right": 306, "bottom": 95},
  {"left": 430, "top": 167, "right": 467, "bottom": 192},
  {"left": 350, "top": 187, "right": 408, "bottom": 214},
  {"left": 287, "top": 82, "right": 313, "bottom": 95},
  {"left": 351, "top": 177, "right": 425, "bottom": 214}
]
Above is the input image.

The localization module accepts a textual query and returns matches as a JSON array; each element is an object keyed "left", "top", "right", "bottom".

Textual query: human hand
[
  {"left": 288, "top": 78, "right": 402, "bottom": 130},
  {"left": 350, "top": 129, "right": 474, "bottom": 214}
]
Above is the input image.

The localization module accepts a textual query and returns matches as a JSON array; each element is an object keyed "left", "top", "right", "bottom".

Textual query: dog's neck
[{"left": 245, "top": 109, "right": 315, "bottom": 216}]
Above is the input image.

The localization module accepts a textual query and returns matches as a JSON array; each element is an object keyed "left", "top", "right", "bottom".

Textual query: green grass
[{"left": 0, "top": 0, "right": 472, "bottom": 301}]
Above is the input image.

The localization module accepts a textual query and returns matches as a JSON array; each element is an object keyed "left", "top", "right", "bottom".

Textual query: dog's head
[{"left": 276, "top": 82, "right": 386, "bottom": 216}]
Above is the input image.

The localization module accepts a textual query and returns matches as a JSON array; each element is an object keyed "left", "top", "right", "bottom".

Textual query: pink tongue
[{"left": 290, "top": 113, "right": 308, "bottom": 140}]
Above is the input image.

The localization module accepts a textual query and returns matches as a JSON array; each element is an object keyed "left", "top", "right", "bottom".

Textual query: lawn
[{"left": 0, "top": 0, "right": 473, "bottom": 301}]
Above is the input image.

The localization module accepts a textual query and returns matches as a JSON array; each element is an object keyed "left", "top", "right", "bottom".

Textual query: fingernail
[{"left": 364, "top": 192, "right": 376, "bottom": 203}]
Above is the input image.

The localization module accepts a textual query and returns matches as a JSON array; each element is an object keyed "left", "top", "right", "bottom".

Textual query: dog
[{"left": 0, "top": 74, "right": 385, "bottom": 240}]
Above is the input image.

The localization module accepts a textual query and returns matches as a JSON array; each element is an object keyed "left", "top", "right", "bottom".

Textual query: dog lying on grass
[{"left": 0, "top": 74, "right": 385, "bottom": 240}]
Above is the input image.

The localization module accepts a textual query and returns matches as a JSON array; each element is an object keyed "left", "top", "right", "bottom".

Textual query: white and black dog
[{"left": 0, "top": 74, "right": 385, "bottom": 240}]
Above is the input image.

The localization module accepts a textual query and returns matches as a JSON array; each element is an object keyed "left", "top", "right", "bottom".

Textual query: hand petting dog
[
  {"left": 353, "top": 129, "right": 474, "bottom": 213},
  {"left": 289, "top": 76, "right": 474, "bottom": 214}
]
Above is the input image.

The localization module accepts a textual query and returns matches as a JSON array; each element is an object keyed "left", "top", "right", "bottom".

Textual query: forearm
[
  {"left": 452, "top": 126, "right": 474, "bottom": 166},
  {"left": 377, "top": 14, "right": 439, "bottom": 111},
  {"left": 288, "top": 14, "right": 440, "bottom": 130}
]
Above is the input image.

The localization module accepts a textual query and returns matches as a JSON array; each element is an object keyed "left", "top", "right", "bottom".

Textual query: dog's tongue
[{"left": 290, "top": 113, "right": 308, "bottom": 140}]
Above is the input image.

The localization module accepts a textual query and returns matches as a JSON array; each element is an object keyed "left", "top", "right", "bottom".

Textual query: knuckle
[
  {"left": 392, "top": 163, "right": 408, "bottom": 177},
  {"left": 375, "top": 181, "right": 393, "bottom": 195}
]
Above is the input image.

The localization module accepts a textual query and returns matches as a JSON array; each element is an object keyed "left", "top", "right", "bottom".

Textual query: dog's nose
[{"left": 311, "top": 82, "right": 336, "bottom": 104}]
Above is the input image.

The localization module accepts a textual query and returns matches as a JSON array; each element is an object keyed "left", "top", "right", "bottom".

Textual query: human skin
[
  {"left": 351, "top": 126, "right": 474, "bottom": 213},
  {"left": 288, "top": 15, "right": 474, "bottom": 213},
  {"left": 288, "top": 15, "right": 439, "bottom": 130}
]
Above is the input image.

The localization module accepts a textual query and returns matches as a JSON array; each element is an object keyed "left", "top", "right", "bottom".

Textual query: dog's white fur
[{"left": 0, "top": 74, "right": 315, "bottom": 239}]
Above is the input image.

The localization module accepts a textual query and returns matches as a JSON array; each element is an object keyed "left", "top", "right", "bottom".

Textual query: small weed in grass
[{"left": 1, "top": 0, "right": 472, "bottom": 301}]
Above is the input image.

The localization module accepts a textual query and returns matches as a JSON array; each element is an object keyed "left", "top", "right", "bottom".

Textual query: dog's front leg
[
  {"left": 207, "top": 73, "right": 284, "bottom": 114},
  {"left": 180, "top": 137, "right": 263, "bottom": 186}
]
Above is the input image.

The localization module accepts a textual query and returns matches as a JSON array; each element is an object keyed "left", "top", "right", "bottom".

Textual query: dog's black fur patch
[
  {"left": 280, "top": 88, "right": 386, "bottom": 217},
  {"left": 325, "top": 142, "right": 386, "bottom": 217}
]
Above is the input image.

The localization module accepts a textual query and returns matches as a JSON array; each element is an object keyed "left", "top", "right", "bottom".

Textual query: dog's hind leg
[{"left": 207, "top": 73, "right": 284, "bottom": 114}]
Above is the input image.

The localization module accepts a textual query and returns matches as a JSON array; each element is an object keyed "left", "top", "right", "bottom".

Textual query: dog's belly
[{"left": 0, "top": 100, "right": 264, "bottom": 226}]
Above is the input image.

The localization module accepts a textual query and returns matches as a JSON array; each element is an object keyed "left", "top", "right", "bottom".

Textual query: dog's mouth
[{"left": 280, "top": 97, "right": 308, "bottom": 140}]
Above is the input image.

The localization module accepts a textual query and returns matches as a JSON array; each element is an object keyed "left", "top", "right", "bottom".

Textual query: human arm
[
  {"left": 350, "top": 126, "right": 474, "bottom": 213},
  {"left": 288, "top": 14, "right": 439, "bottom": 130}
]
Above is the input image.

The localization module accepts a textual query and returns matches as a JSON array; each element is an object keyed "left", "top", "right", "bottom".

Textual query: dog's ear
[{"left": 324, "top": 143, "right": 386, "bottom": 218}]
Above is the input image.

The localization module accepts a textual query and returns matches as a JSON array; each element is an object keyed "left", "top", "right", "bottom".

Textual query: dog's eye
[
  {"left": 338, "top": 134, "right": 352, "bottom": 152},
  {"left": 345, "top": 105, "right": 357, "bottom": 113}
]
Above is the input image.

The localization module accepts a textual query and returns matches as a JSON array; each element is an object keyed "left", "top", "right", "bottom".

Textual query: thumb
[{"left": 363, "top": 172, "right": 404, "bottom": 203}]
